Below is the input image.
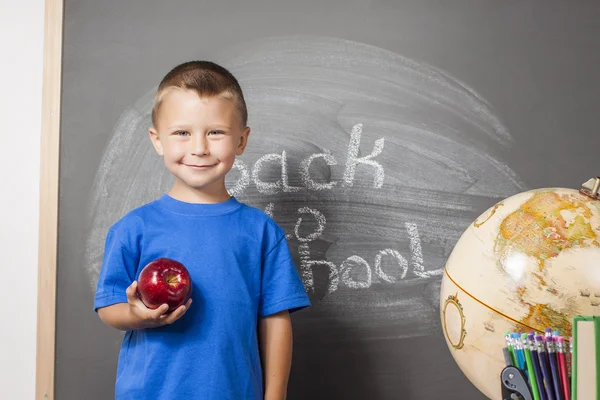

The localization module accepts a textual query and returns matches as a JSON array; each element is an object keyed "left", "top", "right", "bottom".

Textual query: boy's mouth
[{"left": 184, "top": 162, "right": 217, "bottom": 169}]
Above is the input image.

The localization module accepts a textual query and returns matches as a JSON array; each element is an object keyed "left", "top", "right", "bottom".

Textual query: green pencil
[{"left": 522, "top": 333, "right": 541, "bottom": 400}]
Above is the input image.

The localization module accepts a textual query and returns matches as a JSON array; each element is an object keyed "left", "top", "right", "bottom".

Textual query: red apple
[{"left": 136, "top": 258, "right": 192, "bottom": 312}]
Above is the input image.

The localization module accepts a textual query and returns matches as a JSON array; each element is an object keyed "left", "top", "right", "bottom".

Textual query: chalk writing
[
  {"left": 343, "top": 123, "right": 385, "bottom": 188},
  {"left": 229, "top": 123, "right": 385, "bottom": 196},
  {"left": 269, "top": 201, "right": 443, "bottom": 294}
]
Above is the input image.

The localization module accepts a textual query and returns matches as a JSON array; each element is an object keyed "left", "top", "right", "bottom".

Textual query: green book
[{"left": 572, "top": 315, "right": 600, "bottom": 400}]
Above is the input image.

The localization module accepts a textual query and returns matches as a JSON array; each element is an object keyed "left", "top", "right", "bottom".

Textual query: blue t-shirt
[{"left": 94, "top": 194, "right": 310, "bottom": 399}]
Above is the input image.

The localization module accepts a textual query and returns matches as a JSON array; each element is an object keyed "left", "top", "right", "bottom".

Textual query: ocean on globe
[{"left": 440, "top": 183, "right": 600, "bottom": 399}]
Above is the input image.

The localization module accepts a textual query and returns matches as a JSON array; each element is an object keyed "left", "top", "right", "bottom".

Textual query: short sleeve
[
  {"left": 93, "top": 225, "right": 140, "bottom": 312},
  {"left": 259, "top": 231, "right": 311, "bottom": 318}
]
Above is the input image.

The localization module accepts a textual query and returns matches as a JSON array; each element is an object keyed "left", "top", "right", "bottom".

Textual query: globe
[{"left": 440, "top": 181, "right": 600, "bottom": 399}]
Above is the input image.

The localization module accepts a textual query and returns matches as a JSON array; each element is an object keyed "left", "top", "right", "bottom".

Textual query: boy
[{"left": 94, "top": 61, "right": 311, "bottom": 399}]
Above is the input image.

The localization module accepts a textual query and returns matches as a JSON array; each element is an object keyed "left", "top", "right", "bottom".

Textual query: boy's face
[{"left": 149, "top": 89, "right": 250, "bottom": 200}]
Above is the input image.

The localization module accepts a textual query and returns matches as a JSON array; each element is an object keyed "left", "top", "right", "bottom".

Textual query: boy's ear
[
  {"left": 149, "top": 128, "right": 164, "bottom": 156},
  {"left": 236, "top": 127, "right": 251, "bottom": 156}
]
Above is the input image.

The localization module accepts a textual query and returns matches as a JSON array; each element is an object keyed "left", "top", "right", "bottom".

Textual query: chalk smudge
[{"left": 84, "top": 36, "right": 525, "bottom": 338}]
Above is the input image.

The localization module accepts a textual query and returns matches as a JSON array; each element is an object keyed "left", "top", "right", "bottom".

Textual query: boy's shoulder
[
  {"left": 106, "top": 199, "right": 160, "bottom": 235},
  {"left": 236, "top": 200, "right": 269, "bottom": 219},
  {"left": 236, "top": 201, "right": 282, "bottom": 230}
]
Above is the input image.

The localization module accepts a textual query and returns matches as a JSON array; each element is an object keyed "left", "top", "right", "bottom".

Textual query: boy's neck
[{"left": 168, "top": 181, "right": 232, "bottom": 204}]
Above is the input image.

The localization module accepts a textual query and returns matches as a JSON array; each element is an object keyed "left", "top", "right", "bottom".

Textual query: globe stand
[
  {"left": 580, "top": 177, "right": 600, "bottom": 200},
  {"left": 500, "top": 366, "right": 533, "bottom": 400}
]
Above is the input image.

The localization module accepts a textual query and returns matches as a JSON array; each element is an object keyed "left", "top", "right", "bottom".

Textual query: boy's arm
[
  {"left": 258, "top": 310, "right": 293, "bottom": 400},
  {"left": 97, "top": 281, "right": 191, "bottom": 331}
]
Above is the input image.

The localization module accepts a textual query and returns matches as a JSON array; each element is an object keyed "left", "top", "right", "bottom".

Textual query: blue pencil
[
  {"left": 546, "top": 336, "right": 563, "bottom": 400},
  {"left": 536, "top": 335, "right": 555, "bottom": 400},
  {"left": 513, "top": 332, "right": 526, "bottom": 373},
  {"left": 529, "top": 334, "right": 547, "bottom": 400}
]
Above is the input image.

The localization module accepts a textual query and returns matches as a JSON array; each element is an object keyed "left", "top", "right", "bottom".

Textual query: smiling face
[{"left": 149, "top": 88, "right": 250, "bottom": 203}]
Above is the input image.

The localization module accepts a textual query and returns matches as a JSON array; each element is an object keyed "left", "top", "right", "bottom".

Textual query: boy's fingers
[
  {"left": 151, "top": 304, "right": 169, "bottom": 319},
  {"left": 125, "top": 281, "right": 138, "bottom": 302},
  {"left": 173, "top": 299, "right": 192, "bottom": 320},
  {"left": 164, "top": 304, "right": 188, "bottom": 324}
]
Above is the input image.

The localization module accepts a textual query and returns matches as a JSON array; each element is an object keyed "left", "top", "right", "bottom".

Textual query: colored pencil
[
  {"left": 556, "top": 337, "right": 570, "bottom": 400},
  {"left": 568, "top": 336, "right": 572, "bottom": 379},
  {"left": 530, "top": 334, "right": 547, "bottom": 400},
  {"left": 523, "top": 333, "right": 542, "bottom": 400},
  {"left": 546, "top": 336, "right": 564, "bottom": 400},
  {"left": 503, "top": 347, "right": 514, "bottom": 367},
  {"left": 536, "top": 335, "right": 556, "bottom": 400},
  {"left": 505, "top": 330, "right": 517, "bottom": 366},
  {"left": 513, "top": 332, "right": 527, "bottom": 373}
]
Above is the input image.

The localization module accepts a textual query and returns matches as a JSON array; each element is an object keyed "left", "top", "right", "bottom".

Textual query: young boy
[{"left": 94, "top": 61, "right": 310, "bottom": 399}]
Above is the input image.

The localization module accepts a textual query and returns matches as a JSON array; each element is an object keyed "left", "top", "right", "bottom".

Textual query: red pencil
[{"left": 556, "top": 337, "right": 570, "bottom": 400}]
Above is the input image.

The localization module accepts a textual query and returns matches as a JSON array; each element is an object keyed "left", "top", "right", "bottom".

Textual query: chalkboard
[{"left": 52, "top": 1, "right": 600, "bottom": 399}]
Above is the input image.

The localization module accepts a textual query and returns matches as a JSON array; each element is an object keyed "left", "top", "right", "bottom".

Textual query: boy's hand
[{"left": 126, "top": 281, "right": 192, "bottom": 329}]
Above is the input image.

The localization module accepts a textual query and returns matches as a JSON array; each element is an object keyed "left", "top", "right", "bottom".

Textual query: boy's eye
[
  {"left": 174, "top": 130, "right": 190, "bottom": 136},
  {"left": 208, "top": 130, "right": 224, "bottom": 136}
]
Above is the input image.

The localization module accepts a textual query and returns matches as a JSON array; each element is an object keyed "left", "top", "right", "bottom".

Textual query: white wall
[{"left": 0, "top": 0, "right": 45, "bottom": 398}]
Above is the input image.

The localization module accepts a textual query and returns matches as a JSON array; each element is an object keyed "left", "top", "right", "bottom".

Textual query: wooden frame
[{"left": 36, "top": 0, "right": 64, "bottom": 398}]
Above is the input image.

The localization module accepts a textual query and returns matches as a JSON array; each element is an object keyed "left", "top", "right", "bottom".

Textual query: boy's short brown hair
[{"left": 151, "top": 61, "right": 248, "bottom": 128}]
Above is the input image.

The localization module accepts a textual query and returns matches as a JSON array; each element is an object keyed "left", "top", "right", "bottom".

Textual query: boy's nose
[{"left": 191, "top": 134, "right": 209, "bottom": 156}]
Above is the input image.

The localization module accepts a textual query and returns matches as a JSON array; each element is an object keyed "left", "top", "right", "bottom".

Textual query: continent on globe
[
  {"left": 496, "top": 190, "right": 600, "bottom": 334},
  {"left": 440, "top": 178, "right": 600, "bottom": 399}
]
